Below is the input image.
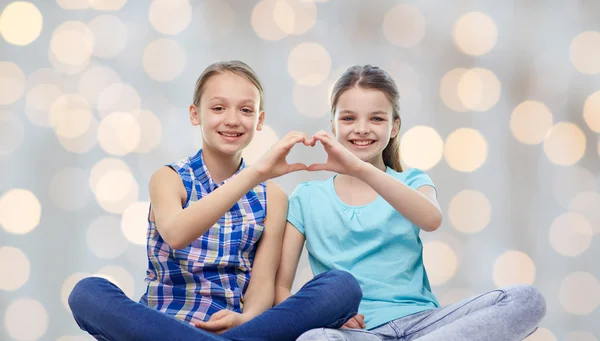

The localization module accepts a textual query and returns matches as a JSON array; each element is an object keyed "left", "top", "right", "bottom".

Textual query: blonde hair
[{"left": 192, "top": 60, "right": 264, "bottom": 111}]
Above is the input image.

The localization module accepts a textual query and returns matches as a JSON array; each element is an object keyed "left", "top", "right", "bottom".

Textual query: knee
[
  {"left": 322, "top": 270, "right": 362, "bottom": 308},
  {"left": 508, "top": 284, "right": 547, "bottom": 324},
  {"left": 296, "top": 328, "right": 326, "bottom": 341},
  {"left": 68, "top": 277, "right": 110, "bottom": 314}
]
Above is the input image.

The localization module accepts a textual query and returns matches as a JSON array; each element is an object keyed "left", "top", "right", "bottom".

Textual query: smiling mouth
[
  {"left": 219, "top": 132, "right": 244, "bottom": 137},
  {"left": 350, "top": 140, "right": 375, "bottom": 146}
]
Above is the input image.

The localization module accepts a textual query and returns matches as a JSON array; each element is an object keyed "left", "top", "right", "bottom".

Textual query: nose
[
  {"left": 354, "top": 120, "right": 370, "bottom": 135},
  {"left": 223, "top": 110, "right": 240, "bottom": 127}
]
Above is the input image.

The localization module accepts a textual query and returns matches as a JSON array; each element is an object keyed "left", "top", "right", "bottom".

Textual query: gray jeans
[{"left": 297, "top": 284, "right": 546, "bottom": 341}]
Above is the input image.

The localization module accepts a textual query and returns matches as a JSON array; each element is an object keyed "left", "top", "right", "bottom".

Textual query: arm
[
  {"left": 149, "top": 165, "right": 264, "bottom": 249},
  {"left": 355, "top": 163, "right": 442, "bottom": 232},
  {"left": 240, "top": 181, "right": 288, "bottom": 319},
  {"left": 194, "top": 181, "right": 292, "bottom": 333},
  {"left": 150, "top": 131, "right": 311, "bottom": 250},
  {"left": 274, "top": 217, "right": 367, "bottom": 329},
  {"left": 274, "top": 222, "right": 306, "bottom": 305},
  {"left": 308, "top": 130, "right": 442, "bottom": 232}
]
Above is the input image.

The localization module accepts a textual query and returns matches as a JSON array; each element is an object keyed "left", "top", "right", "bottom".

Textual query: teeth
[
  {"left": 221, "top": 132, "right": 242, "bottom": 137},
  {"left": 352, "top": 140, "right": 374, "bottom": 146}
]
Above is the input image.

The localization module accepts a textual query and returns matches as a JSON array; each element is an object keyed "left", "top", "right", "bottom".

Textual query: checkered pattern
[{"left": 139, "top": 149, "right": 267, "bottom": 324}]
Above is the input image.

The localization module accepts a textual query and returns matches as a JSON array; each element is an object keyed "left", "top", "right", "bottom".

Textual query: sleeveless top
[{"left": 139, "top": 149, "right": 267, "bottom": 323}]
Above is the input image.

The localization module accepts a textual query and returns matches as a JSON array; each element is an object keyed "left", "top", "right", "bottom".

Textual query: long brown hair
[
  {"left": 330, "top": 65, "right": 403, "bottom": 172},
  {"left": 192, "top": 60, "right": 264, "bottom": 111}
]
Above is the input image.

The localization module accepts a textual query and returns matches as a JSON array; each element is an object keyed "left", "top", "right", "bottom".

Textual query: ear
[
  {"left": 256, "top": 111, "right": 265, "bottom": 131},
  {"left": 391, "top": 117, "right": 400, "bottom": 138},
  {"left": 189, "top": 104, "right": 201, "bottom": 126},
  {"left": 330, "top": 118, "right": 336, "bottom": 136}
]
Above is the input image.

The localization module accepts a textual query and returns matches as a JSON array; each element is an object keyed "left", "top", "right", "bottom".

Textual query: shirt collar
[{"left": 191, "top": 149, "right": 246, "bottom": 192}]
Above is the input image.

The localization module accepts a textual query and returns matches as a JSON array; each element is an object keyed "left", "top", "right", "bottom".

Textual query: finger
[
  {"left": 283, "top": 133, "right": 308, "bottom": 149},
  {"left": 284, "top": 130, "right": 303, "bottom": 139},
  {"left": 312, "top": 134, "right": 331, "bottom": 146},
  {"left": 288, "top": 130, "right": 306, "bottom": 138},
  {"left": 348, "top": 318, "right": 360, "bottom": 329},
  {"left": 209, "top": 310, "right": 230, "bottom": 321},
  {"left": 303, "top": 134, "right": 316, "bottom": 146},
  {"left": 314, "top": 130, "right": 332, "bottom": 140},
  {"left": 303, "top": 136, "right": 315, "bottom": 146},
  {"left": 288, "top": 163, "right": 308, "bottom": 172},
  {"left": 307, "top": 163, "right": 328, "bottom": 172},
  {"left": 342, "top": 318, "right": 359, "bottom": 329},
  {"left": 357, "top": 315, "right": 366, "bottom": 329},
  {"left": 195, "top": 319, "right": 230, "bottom": 332}
]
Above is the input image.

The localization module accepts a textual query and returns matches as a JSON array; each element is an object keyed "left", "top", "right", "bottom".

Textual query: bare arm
[
  {"left": 274, "top": 222, "right": 306, "bottom": 305},
  {"left": 308, "top": 131, "right": 442, "bottom": 232},
  {"left": 241, "top": 181, "right": 288, "bottom": 319},
  {"left": 149, "top": 166, "right": 264, "bottom": 249},
  {"left": 150, "top": 131, "right": 311, "bottom": 250},
  {"left": 355, "top": 163, "right": 442, "bottom": 232}
]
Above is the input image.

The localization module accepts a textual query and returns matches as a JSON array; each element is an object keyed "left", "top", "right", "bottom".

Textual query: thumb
[
  {"left": 288, "top": 163, "right": 308, "bottom": 172},
  {"left": 209, "top": 310, "right": 230, "bottom": 321},
  {"left": 307, "top": 163, "right": 328, "bottom": 172},
  {"left": 196, "top": 317, "right": 231, "bottom": 332}
]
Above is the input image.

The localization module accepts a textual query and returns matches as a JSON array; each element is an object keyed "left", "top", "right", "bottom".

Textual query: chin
[
  {"left": 204, "top": 141, "right": 244, "bottom": 156},
  {"left": 221, "top": 145, "right": 247, "bottom": 156}
]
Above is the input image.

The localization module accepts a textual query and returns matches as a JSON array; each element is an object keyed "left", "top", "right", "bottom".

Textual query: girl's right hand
[
  {"left": 251, "top": 131, "right": 311, "bottom": 181},
  {"left": 341, "top": 313, "right": 366, "bottom": 329}
]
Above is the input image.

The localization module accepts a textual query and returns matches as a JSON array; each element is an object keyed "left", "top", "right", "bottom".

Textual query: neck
[
  {"left": 201, "top": 145, "right": 242, "bottom": 184},
  {"left": 369, "top": 155, "right": 387, "bottom": 172}
]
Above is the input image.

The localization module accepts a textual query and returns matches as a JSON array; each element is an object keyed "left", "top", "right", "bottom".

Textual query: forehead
[
  {"left": 336, "top": 86, "right": 392, "bottom": 112},
  {"left": 202, "top": 72, "right": 260, "bottom": 100}
]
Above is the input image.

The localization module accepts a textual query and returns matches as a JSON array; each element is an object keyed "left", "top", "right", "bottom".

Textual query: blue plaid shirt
[{"left": 139, "top": 149, "right": 267, "bottom": 323}]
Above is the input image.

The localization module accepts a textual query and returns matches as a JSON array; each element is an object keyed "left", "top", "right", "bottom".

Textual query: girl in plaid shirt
[{"left": 68, "top": 61, "right": 362, "bottom": 341}]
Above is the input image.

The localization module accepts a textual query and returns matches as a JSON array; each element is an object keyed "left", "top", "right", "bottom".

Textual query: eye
[
  {"left": 372, "top": 116, "right": 385, "bottom": 122},
  {"left": 241, "top": 107, "right": 254, "bottom": 114},
  {"left": 212, "top": 106, "right": 225, "bottom": 112},
  {"left": 340, "top": 116, "right": 354, "bottom": 121}
]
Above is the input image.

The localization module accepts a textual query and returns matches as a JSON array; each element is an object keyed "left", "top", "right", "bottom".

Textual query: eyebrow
[
  {"left": 338, "top": 109, "right": 388, "bottom": 115},
  {"left": 208, "top": 96, "right": 256, "bottom": 104}
]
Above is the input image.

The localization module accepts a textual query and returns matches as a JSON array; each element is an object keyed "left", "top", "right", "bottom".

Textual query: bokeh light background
[{"left": 1, "top": 0, "right": 599, "bottom": 340}]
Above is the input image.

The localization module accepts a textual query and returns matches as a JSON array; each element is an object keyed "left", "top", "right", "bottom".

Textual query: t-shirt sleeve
[
  {"left": 287, "top": 182, "right": 310, "bottom": 235},
  {"left": 405, "top": 168, "right": 436, "bottom": 195}
]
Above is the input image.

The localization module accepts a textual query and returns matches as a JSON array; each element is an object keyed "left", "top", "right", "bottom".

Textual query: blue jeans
[
  {"left": 297, "top": 284, "right": 546, "bottom": 341},
  {"left": 68, "top": 270, "right": 361, "bottom": 341}
]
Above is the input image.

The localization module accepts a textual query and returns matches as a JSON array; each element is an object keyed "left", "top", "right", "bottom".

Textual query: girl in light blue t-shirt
[{"left": 274, "top": 65, "right": 546, "bottom": 341}]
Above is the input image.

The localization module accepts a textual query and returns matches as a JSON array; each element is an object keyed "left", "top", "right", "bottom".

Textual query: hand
[
  {"left": 307, "top": 130, "right": 365, "bottom": 177},
  {"left": 194, "top": 310, "right": 249, "bottom": 334},
  {"left": 251, "top": 131, "right": 311, "bottom": 181},
  {"left": 341, "top": 314, "right": 366, "bottom": 329}
]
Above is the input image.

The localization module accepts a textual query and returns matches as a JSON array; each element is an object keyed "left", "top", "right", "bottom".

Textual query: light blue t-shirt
[{"left": 287, "top": 167, "right": 440, "bottom": 330}]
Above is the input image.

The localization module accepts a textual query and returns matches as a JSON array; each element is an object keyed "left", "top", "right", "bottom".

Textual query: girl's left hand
[
  {"left": 194, "top": 310, "right": 249, "bottom": 334},
  {"left": 308, "top": 130, "right": 365, "bottom": 176}
]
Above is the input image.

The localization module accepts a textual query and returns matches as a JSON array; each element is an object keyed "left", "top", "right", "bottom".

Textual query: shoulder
[
  {"left": 150, "top": 165, "right": 181, "bottom": 185},
  {"left": 149, "top": 166, "right": 187, "bottom": 203},
  {"left": 395, "top": 167, "right": 435, "bottom": 189},
  {"left": 290, "top": 179, "right": 329, "bottom": 198}
]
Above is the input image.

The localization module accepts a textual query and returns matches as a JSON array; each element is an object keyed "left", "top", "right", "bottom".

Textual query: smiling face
[
  {"left": 190, "top": 71, "right": 264, "bottom": 156},
  {"left": 332, "top": 86, "right": 399, "bottom": 165}
]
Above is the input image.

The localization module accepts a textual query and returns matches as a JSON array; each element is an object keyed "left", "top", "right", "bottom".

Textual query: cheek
[
  {"left": 333, "top": 122, "right": 347, "bottom": 134},
  {"left": 199, "top": 111, "right": 216, "bottom": 125},
  {"left": 243, "top": 115, "right": 260, "bottom": 129}
]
